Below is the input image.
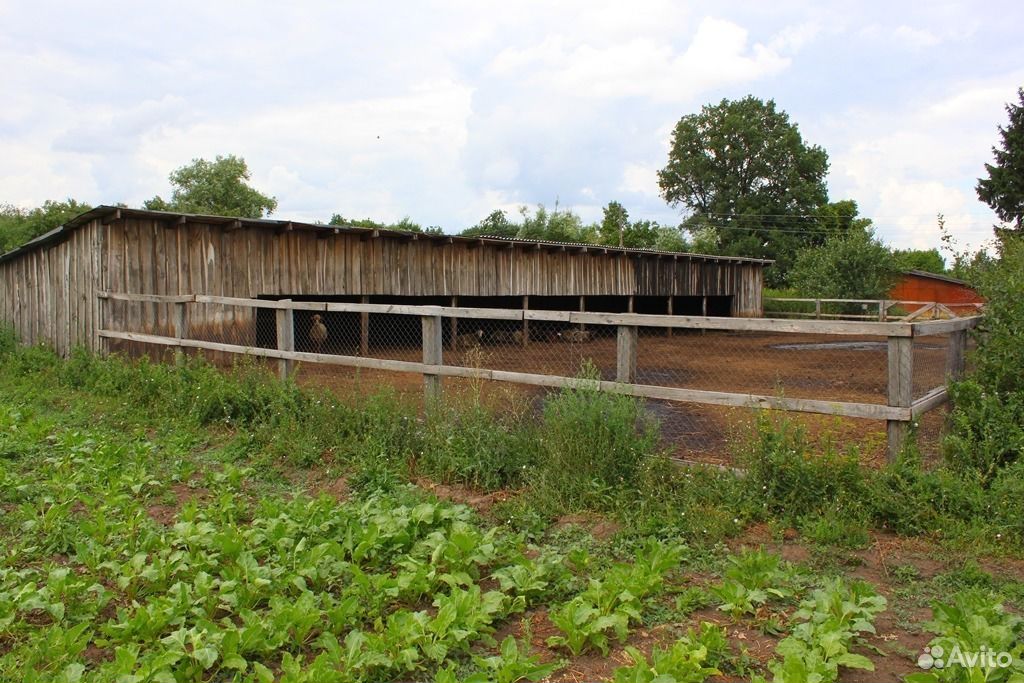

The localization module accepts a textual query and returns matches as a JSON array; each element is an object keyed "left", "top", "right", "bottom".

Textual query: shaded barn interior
[{"left": 0, "top": 206, "right": 770, "bottom": 356}]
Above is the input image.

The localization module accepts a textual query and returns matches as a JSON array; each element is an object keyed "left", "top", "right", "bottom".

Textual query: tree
[
  {"left": 789, "top": 228, "right": 898, "bottom": 299},
  {"left": 893, "top": 248, "right": 946, "bottom": 274},
  {"left": 144, "top": 155, "right": 277, "bottom": 218},
  {"left": 460, "top": 210, "right": 518, "bottom": 238},
  {"left": 658, "top": 96, "right": 830, "bottom": 284},
  {"left": 0, "top": 198, "right": 92, "bottom": 253},
  {"left": 977, "top": 88, "right": 1024, "bottom": 231},
  {"left": 598, "top": 201, "right": 630, "bottom": 247}
]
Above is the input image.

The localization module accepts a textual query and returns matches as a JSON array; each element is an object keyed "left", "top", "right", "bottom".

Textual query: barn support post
[
  {"left": 878, "top": 300, "right": 887, "bottom": 322},
  {"left": 360, "top": 295, "right": 369, "bottom": 356},
  {"left": 666, "top": 296, "right": 673, "bottom": 337},
  {"left": 946, "top": 329, "right": 967, "bottom": 380},
  {"left": 173, "top": 301, "right": 188, "bottom": 368},
  {"left": 886, "top": 335, "right": 914, "bottom": 462},
  {"left": 616, "top": 325, "right": 638, "bottom": 383},
  {"left": 521, "top": 295, "right": 530, "bottom": 347},
  {"left": 449, "top": 296, "right": 459, "bottom": 350},
  {"left": 422, "top": 314, "right": 443, "bottom": 405},
  {"left": 275, "top": 301, "right": 295, "bottom": 380},
  {"left": 627, "top": 295, "right": 634, "bottom": 313},
  {"left": 578, "top": 295, "right": 586, "bottom": 330}
]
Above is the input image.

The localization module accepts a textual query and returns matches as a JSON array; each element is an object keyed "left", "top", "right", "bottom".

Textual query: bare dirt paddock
[{"left": 289, "top": 329, "right": 953, "bottom": 468}]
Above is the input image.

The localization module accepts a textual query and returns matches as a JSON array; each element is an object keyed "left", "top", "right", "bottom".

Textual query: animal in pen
[
  {"left": 561, "top": 328, "right": 592, "bottom": 343},
  {"left": 309, "top": 314, "right": 328, "bottom": 353},
  {"left": 453, "top": 329, "right": 483, "bottom": 350},
  {"left": 490, "top": 329, "right": 525, "bottom": 345}
]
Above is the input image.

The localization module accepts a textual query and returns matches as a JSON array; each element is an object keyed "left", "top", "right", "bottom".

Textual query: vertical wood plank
[
  {"left": 946, "top": 329, "right": 967, "bottom": 381},
  {"left": 616, "top": 325, "right": 638, "bottom": 383},
  {"left": 887, "top": 335, "right": 914, "bottom": 461},
  {"left": 275, "top": 301, "right": 295, "bottom": 380},
  {"left": 422, "top": 314, "right": 443, "bottom": 405}
]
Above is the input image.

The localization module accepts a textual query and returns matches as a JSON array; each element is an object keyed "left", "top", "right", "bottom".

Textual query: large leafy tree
[
  {"left": 144, "top": 155, "right": 277, "bottom": 218},
  {"left": 977, "top": 88, "right": 1024, "bottom": 231},
  {"left": 0, "top": 198, "right": 92, "bottom": 253},
  {"left": 658, "top": 96, "right": 830, "bottom": 284}
]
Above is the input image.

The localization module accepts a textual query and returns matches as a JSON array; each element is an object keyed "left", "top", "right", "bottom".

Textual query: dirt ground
[{"left": 292, "top": 329, "right": 952, "bottom": 468}]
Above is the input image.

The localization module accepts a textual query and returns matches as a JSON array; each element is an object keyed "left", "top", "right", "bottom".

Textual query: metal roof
[
  {"left": 903, "top": 269, "right": 974, "bottom": 287},
  {"left": 0, "top": 205, "right": 773, "bottom": 266}
]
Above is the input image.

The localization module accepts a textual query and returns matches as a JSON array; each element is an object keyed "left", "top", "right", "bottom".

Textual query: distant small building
[{"left": 890, "top": 270, "right": 984, "bottom": 313}]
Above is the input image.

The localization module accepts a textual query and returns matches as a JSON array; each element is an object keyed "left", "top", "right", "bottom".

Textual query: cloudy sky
[{"left": 1, "top": 1, "right": 1021, "bottom": 251}]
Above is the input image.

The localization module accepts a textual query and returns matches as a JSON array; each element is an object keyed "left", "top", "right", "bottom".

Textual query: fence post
[
  {"left": 814, "top": 299, "right": 821, "bottom": 319},
  {"left": 886, "top": 335, "right": 914, "bottom": 461},
  {"left": 521, "top": 295, "right": 530, "bottom": 347},
  {"left": 422, "top": 314, "right": 443, "bottom": 405},
  {"left": 173, "top": 301, "right": 188, "bottom": 367},
  {"left": 878, "top": 300, "right": 886, "bottom": 322},
  {"left": 946, "top": 329, "right": 967, "bottom": 381},
  {"left": 275, "top": 301, "right": 294, "bottom": 380},
  {"left": 616, "top": 325, "right": 638, "bottom": 383}
]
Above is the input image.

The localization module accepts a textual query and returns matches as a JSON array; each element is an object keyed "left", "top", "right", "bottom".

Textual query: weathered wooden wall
[
  {"left": 99, "top": 217, "right": 763, "bottom": 304},
  {"left": 0, "top": 221, "right": 102, "bottom": 356},
  {"left": 0, "top": 210, "right": 765, "bottom": 355}
]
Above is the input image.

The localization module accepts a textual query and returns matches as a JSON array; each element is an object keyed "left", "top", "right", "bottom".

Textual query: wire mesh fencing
[{"left": 98, "top": 293, "right": 978, "bottom": 467}]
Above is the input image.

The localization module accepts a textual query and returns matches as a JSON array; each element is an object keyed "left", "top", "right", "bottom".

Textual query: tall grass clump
[
  {"left": 532, "top": 365, "right": 660, "bottom": 510},
  {"left": 740, "top": 414, "right": 865, "bottom": 520},
  {"left": 420, "top": 397, "right": 537, "bottom": 491}
]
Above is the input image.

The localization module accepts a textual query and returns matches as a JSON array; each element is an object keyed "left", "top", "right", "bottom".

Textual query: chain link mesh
[{"left": 102, "top": 297, "right": 968, "bottom": 468}]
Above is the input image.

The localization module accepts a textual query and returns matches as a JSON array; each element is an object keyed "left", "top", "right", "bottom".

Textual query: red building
[{"left": 890, "top": 270, "right": 984, "bottom": 314}]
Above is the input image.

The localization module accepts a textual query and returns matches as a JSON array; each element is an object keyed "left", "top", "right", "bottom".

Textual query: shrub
[
  {"left": 867, "top": 455, "right": 986, "bottom": 536},
  {"left": 420, "top": 401, "right": 536, "bottom": 491},
  {"left": 944, "top": 236, "right": 1024, "bottom": 480},
  {"left": 989, "top": 459, "right": 1024, "bottom": 542},
  {"left": 533, "top": 369, "right": 660, "bottom": 509},
  {"left": 740, "top": 415, "right": 865, "bottom": 520}
]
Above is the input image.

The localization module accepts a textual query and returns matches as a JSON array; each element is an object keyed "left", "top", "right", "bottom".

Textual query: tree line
[{"left": 3, "top": 89, "right": 1022, "bottom": 297}]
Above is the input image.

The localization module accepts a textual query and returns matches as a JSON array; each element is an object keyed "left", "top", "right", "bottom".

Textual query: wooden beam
[
  {"left": 911, "top": 386, "right": 949, "bottom": 418},
  {"left": 225, "top": 219, "right": 243, "bottom": 231},
  {"left": 161, "top": 215, "right": 187, "bottom": 229},
  {"left": 911, "top": 316, "right": 981, "bottom": 336},
  {"left": 616, "top": 325, "right": 637, "bottom": 383},
  {"left": 422, "top": 315, "right": 443, "bottom": 404},
  {"left": 946, "top": 329, "right": 967, "bottom": 381},
  {"left": 275, "top": 301, "right": 295, "bottom": 380},
  {"left": 101, "top": 209, "right": 122, "bottom": 225},
  {"left": 887, "top": 336, "right": 914, "bottom": 461}
]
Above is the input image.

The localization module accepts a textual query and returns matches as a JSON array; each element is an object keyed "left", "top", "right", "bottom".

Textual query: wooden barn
[
  {"left": 890, "top": 270, "right": 984, "bottom": 314},
  {"left": 0, "top": 206, "right": 769, "bottom": 357}
]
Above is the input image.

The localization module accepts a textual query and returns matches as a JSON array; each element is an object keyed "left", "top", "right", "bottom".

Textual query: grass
[{"left": 0, "top": 333, "right": 1022, "bottom": 682}]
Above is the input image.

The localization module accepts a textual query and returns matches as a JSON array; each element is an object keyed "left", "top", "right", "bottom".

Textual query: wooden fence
[
  {"left": 97, "top": 292, "right": 980, "bottom": 462},
  {"left": 765, "top": 297, "right": 984, "bottom": 322}
]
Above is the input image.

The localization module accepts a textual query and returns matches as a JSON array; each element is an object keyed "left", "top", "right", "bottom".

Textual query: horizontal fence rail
[
  {"left": 765, "top": 297, "right": 984, "bottom": 322},
  {"left": 97, "top": 292, "right": 980, "bottom": 462}
]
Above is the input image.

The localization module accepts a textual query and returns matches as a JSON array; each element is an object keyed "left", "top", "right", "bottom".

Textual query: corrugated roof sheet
[{"left": 0, "top": 205, "right": 773, "bottom": 266}]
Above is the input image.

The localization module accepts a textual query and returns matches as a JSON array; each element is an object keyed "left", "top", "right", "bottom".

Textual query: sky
[{"left": 1, "top": 1, "right": 1022, "bottom": 252}]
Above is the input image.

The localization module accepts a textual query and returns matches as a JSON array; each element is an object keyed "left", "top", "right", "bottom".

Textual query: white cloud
[
  {"left": 893, "top": 25, "right": 941, "bottom": 49},
  {"left": 620, "top": 163, "right": 661, "bottom": 197},
  {"left": 488, "top": 17, "right": 791, "bottom": 102},
  {"left": 825, "top": 77, "right": 1023, "bottom": 251}
]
